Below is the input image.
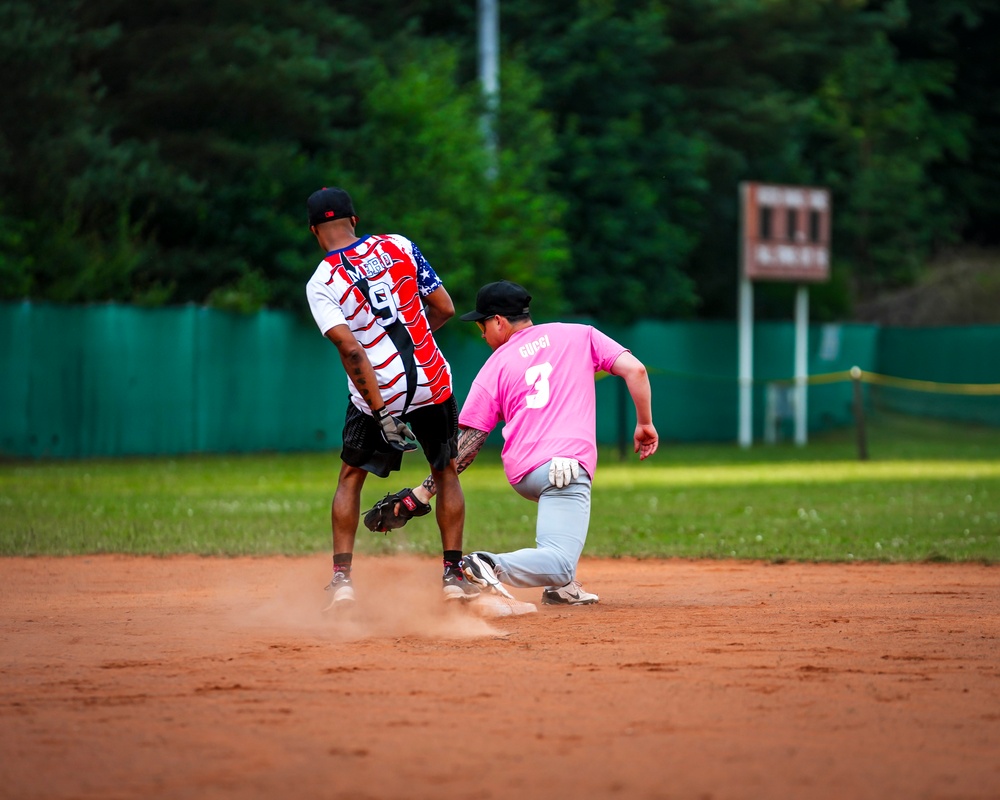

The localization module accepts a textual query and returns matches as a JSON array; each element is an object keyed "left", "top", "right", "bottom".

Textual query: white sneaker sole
[
  {"left": 322, "top": 586, "right": 356, "bottom": 612},
  {"left": 443, "top": 585, "right": 479, "bottom": 602},
  {"left": 541, "top": 596, "right": 598, "bottom": 606}
]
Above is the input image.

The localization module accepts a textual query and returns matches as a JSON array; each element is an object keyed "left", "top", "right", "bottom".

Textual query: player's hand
[
  {"left": 375, "top": 407, "right": 418, "bottom": 452},
  {"left": 634, "top": 423, "right": 658, "bottom": 460},
  {"left": 364, "top": 488, "right": 431, "bottom": 533},
  {"left": 548, "top": 457, "right": 580, "bottom": 488}
]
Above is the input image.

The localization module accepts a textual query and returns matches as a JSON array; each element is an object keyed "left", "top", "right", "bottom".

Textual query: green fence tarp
[
  {"left": 1, "top": 302, "right": 996, "bottom": 458},
  {"left": 873, "top": 325, "right": 1000, "bottom": 426},
  {"left": 2, "top": 303, "right": 340, "bottom": 458}
]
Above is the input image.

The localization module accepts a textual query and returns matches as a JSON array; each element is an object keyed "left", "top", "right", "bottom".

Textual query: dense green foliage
[
  {"left": 2, "top": 415, "right": 998, "bottom": 561},
  {"left": 1, "top": 0, "right": 996, "bottom": 321}
]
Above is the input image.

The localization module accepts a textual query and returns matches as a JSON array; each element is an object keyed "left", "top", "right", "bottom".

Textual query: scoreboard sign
[{"left": 740, "top": 182, "right": 831, "bottom": 282}]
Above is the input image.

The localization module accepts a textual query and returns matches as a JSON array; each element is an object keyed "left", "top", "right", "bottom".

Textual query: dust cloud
[{"left": 235, "top": 555, "right": 506, "bottom": 640}]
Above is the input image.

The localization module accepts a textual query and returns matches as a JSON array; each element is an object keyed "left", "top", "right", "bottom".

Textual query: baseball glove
[{"left": 363, "top": 488, "right": 431, "bottom": 533}]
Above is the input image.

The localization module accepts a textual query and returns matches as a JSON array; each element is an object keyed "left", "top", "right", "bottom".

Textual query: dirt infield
[{"left": 1, "top": 556, "right": 998, "bottom": 800}]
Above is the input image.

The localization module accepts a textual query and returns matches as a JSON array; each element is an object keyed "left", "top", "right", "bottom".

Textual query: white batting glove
[{"left": 548, "top": 457, "right": 580, "bottom": 488}]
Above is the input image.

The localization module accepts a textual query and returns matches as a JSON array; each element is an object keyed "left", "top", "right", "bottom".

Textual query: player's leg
[
  {"left": 324, "top": 401, "right": 401, "bottom": 610},
  {"left": 323, "top": 463, "right": 366, "bottom": 610},
  {"left": 430, "top": 459, "right": 478, "bottom": 600},
  {"left": 332, "top": 462, "right": 367, "bottom": 555},
  {"left": 532, "top": 472, "right": 599, "bottom": 604},
  {"left": 404, "top": 397, "right": 477, "bottom": 601},
  {"left": 430, "top": 460, "right": 464, "bottom": 553},
  {"left": 474, "top": 463, "right": 592, "bottom": 590}
]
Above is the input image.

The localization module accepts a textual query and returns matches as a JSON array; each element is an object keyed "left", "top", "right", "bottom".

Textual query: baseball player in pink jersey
[{"left": 364, "top": 280, "right": 658, "bottom": 605}]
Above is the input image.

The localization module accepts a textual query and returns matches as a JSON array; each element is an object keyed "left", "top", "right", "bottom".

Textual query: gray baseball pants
[{"left": 482, "top": 461, "right": 592, "bottom": 589}]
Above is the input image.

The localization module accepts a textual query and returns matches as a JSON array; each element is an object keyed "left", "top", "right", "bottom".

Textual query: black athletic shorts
[{"left": 341, "top": 395, "right": 459, "bottom": 478}]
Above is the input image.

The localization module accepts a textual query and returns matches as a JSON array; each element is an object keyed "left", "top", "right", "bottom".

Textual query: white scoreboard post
[{"left": 738, "top": 183, "right": 831, "bottom": 448}]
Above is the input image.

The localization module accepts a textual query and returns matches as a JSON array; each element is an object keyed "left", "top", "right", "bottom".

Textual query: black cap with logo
[
  {"left": 307, "top": 187, "right": 356, "bottom": 227},
  {"left": 459, "top": 281, "right": 532, "bottom": 322}
]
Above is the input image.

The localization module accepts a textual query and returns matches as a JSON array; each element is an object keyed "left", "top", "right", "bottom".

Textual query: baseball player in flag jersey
[
  {"left": 366, "top": 280, "right": 659, "bottom": 606},
  {"left": 304, "top": 187, "right": 477, "bottom": 609}
]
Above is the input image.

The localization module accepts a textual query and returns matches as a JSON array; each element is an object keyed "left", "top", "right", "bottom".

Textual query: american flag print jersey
[{"left": 306, "top": 234, "right": 453, "bottom": 415}]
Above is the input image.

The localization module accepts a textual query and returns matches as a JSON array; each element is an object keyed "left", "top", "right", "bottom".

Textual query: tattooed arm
[
  {"left": 324, "top": 323, "right": 385, "bottom": 413},
  {"left": 413, "top": 426, "right": 489, "bottom": 503}
]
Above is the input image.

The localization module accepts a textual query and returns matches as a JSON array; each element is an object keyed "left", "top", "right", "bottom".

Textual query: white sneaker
[
  {"left": 541, "top": 580, "right": 598, "bottom": 606},
  {"left": 322, "top": 573, "right": 356, "bottom": 611},
  {"left": 442, "top": 564, "right": 480, "bottom": 602},
  {"left": 461, "top": 552, "right": 514, "bottom": 599}
]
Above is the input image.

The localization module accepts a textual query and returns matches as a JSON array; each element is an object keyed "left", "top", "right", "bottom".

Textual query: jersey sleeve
[
  {"left": 305, "top": 272, "right": 347, "bottom": 335},
  {"left": 458, "top": 379, "right": 501, "bottom": 433},
  {"left": 590, "top": 326, "right": 629, "bottom": 372},
  {"left": 411, "top": 243, "right": 444, "bottom": 297}
]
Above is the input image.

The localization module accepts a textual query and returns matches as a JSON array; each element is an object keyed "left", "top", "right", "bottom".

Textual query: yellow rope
[
  {"left": 849, "top": 369, "right": 1000, "bottom": 396},
  {"left": 604, "top": 367, "right": 1000, "bottom": 395},
  {"left": 786, "top": 368, "right": 1000, "bottom": 394}
]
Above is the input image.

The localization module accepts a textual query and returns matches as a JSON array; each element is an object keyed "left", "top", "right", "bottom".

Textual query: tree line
[{"left": 1, "top": 0, "right": 996, "bottom": 324}]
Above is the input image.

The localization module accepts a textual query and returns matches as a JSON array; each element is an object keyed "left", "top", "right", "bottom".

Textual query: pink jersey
[{"left": 459, "top": 322, "right": 628, "bottom": 485}]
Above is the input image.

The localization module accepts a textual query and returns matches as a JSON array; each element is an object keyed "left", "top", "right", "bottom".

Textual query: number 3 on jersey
[{"left": 525, "top": 362, "right": 552, "bottom": 408}]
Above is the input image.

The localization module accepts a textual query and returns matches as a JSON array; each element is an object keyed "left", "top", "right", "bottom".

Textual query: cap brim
[{"left": 459, "top": 310, "right": 489, "bottom": 322}]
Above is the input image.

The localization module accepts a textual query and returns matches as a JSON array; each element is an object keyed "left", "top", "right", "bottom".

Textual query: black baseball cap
[
  {"left": 460, "top": 280, "right": 532, "bottom": 322},
  {"left": 307, "top": 187, "right": 356, "bottom": 227}
]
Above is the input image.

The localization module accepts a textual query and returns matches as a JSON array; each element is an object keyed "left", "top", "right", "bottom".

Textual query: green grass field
[{"left": 2, "top": 414, "right": 998, "bottom": 563}]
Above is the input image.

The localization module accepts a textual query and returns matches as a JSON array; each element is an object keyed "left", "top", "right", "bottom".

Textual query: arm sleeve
[
  {"left": 306, "top": 277, "right": 347, "bottom": 335},
  {"left": 412, "top": 243, "right": 444, "bottom": 297}
]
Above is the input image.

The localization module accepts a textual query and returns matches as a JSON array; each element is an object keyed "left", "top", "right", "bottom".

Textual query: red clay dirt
[{"left": 1, "top": 555, "right": 998, "bottom": 800}]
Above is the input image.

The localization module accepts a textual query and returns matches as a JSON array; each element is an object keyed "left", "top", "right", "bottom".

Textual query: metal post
[
  {"left": 738, "top": 277, "right": 754, "bottom": 448},
  {"left": 764, "top": 383, "right": 777, "bottom": 444},
  {"left": 478, "top": 0, "right": 499, "bottom": 180},
  {"left": 618, "top": 377, "right": 628, "bottom": 461},
  {"left": 851, "top": 366, "right": 869, "bottom": 461},
  {"left": 793, "top": 285, "right": 809, "bottom": 446}
]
